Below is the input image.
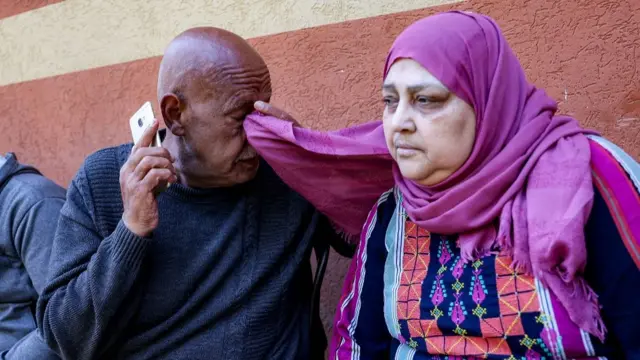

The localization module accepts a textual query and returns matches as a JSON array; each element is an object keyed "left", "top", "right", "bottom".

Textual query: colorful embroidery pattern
[{"left": 396, "top": 218, "right": 553, "bottom": 359}]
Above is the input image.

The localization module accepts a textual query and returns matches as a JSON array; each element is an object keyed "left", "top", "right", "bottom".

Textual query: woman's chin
[
  {"left": 397, "top": 164, "right": 431, "bottom": 183},
  {"left": 397, "top": 166, "right": 450, "bottom": 187}
]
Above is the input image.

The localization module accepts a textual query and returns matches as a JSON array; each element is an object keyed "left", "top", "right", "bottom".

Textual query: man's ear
[{"left": 160, "top": 93, "right": 186, "bottom": 136}]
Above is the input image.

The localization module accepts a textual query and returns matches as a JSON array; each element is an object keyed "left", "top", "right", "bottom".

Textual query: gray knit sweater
[{"left": 37, "top": 144, "right": 331, "bottom": 359}]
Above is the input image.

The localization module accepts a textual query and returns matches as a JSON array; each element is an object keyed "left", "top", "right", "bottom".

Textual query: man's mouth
[{"left": 236, "top": 147, "right": 258, "bottom": 162}]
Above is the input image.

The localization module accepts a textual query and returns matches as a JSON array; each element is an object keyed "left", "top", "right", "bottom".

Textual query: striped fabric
[
  {"left": 587, "top": 135, "right": 640, "bottom": 268},
  {"left": 330, "top": 136, "right": 640, "bottom": 359}
]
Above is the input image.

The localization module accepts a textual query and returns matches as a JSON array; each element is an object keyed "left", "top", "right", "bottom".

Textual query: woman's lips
[
  {"left": 395, "top": 141, "right": 420, "bottom": 157},
  {"left": 396, "top": 147, "right": 419, "bottom": 157}
]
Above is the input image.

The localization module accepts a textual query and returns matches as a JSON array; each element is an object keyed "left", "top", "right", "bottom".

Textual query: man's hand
[
  {"left": 254, "top": 101, "right": 301, "bottom": 127},
  {"left": 120, "top": 119, "right": 177, "bottom": 237}
]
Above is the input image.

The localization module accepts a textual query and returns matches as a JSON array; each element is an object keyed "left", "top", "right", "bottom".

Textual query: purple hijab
[{"left": 245, "top": 11, "right": 604, "bottom": 339}]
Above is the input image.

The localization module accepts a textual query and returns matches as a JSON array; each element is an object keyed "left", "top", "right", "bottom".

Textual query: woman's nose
[{"left": 391, "top": 101, "right": 417, "bottom": 133}]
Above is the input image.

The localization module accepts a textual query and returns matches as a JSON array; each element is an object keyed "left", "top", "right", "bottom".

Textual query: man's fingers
[
  {"left": 254, "top": 101, "right": 302, "bottom": 127},
  {"left": 255, "top": 101, "right": 289, "bottom": 120},
  {"left": 140, "top": 168, "right": 176, "bottom": 192},
  {"left": 127, "top": 146, "right": 174, "bottom": 168},
  {"left": 132, "top": 156, "right": 176, "bottom": 181},
  {"left": 254, "top": 101, "right": 270, "bottom": 114},
  {"left": 132, "top": 118, "right": 160, "bottom": 152},
  {"left": 121, "top": 146, "right": 174, "bottom": 183}
]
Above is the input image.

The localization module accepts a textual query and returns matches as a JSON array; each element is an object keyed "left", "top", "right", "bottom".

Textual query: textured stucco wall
[
  {"left": 0, "top": 0, "right": 639, "bottom": 338},
  {"left": 0, "top": 0, "right": 62, "bottom": 20},
  {"left": 0, "top": 0, "right": 460, "bottom": 86}
]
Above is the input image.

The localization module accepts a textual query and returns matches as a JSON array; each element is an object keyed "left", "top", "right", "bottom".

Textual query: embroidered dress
[{"left": 330, "top": 137, "right": 640, "bottom": 359}]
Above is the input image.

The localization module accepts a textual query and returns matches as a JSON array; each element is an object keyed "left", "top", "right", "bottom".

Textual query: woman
[{"left": 244, "top": 11, "right": 640, "bottom": 359}]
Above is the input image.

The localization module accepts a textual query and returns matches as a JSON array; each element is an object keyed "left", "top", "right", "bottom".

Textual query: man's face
[{"left": 180, "top": 60, "right": 271, "bottom": 187}]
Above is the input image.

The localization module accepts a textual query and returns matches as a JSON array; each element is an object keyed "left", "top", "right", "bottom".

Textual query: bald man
[{"left": 36, "top": 28, "right": 342, "bottom": 360}]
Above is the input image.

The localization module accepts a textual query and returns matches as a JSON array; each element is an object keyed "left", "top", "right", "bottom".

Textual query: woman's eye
[
  {"left": 383, "top": 97, "right": 397, "bottom": 106},
  {"left": 416, "top": 93, "right": 449, "bottom": 105},
  {"left": 416, "top": 95, "right": 430, "bottom": 104}
]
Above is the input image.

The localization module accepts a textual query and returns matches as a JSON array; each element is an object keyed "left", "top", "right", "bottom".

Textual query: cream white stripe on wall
[{"left": 0, "top": 0, "right": 463, "bottom": 86}]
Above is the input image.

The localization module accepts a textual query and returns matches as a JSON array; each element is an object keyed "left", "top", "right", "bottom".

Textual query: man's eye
[
  {"left": 231, "top": 112, "right": 248, "bottom": 122},
  {"left": 232, "top": 124, "right": 244, "bottom": 135}
]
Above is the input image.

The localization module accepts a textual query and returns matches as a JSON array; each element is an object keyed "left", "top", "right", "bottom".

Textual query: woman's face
[{"left": 382, "top": 59, "right": 476, "bottom": 186}]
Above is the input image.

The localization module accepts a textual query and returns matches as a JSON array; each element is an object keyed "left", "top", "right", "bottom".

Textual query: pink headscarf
[{"left": 244, "top": 11, "right": 604, "bottom": 339}]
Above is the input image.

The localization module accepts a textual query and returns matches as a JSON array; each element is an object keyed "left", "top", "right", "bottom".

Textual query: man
[
  {"left": 36, "top": 28, "right": 341, "bottom": 359},
  {"left": 0, "top": 153, "right": 64, "bottom": 360}
]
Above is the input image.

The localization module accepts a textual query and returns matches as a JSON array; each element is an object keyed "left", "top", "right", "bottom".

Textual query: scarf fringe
[
  {"left": 510, "top": 256, "right": 532, "bottom": 275},
  {"left": 572, "top": 277, "right": 607, "bottom": 342},
  {"left": 497, "top": 233, "right": 512, "bottom": 252},
  {"left": 330, "top": 220, "right": 360, "bottom": 245},
  {"left": 538, "top": 272, "right": 607, "bottom": 342},
  {"left": 489, "top": 235, "right": 605, "bottom": 342},
  {"left": 459, "top": 242, "right": 492, "bottom": 263}
]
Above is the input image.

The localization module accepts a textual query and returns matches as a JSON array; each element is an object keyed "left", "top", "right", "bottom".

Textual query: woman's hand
[{"left": 254, "top": 101, "right": 301, "bottom": 126}]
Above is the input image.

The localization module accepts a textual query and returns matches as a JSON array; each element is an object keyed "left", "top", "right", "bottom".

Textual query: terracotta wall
[{"left": 0, "top": 0, "right": 638, "bottom": 333}]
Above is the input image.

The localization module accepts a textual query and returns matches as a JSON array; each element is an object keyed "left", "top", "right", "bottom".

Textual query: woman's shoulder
[
  {"left": 584, "top": 135, "right": 640, "bottom": 357},
  {"left": 372, "top": 187, "right": 400, "bottom": 224},
  {"left": 588, "top": 135, "right": 640, "bottom": 187},
  {"left": 587, "top": 134, "right": 639, "bottom": 211},
  {"left": 359, "top": 187, "right": 399, "bottom": 246},
  {"left": 586, "top": 134, "right": 640, "bottom": 265}
]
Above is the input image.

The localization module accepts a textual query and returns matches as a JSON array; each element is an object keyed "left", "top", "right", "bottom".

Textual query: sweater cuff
[{"left": 111, "top": 220, "right": 150, "bottom": 268}]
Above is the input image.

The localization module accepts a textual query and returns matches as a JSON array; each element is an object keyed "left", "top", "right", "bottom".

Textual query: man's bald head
[
  {"left": 157, "top": 27, "right": 268, "bottom": 102},
  {"left": 158, "top": 27, "right": 271, "bottom": 188}
]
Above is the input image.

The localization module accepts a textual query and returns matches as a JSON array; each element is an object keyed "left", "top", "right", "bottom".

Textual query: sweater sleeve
[
  {"left": 36, "top": 165, "right": 150, "bottom": 360},
  {"left": 14, "top": 196, "right": 65, "bottom": 294},
  {"left": 2, "top": 197, "right": 66, "bottom": 360},
  {"left": 0, "top": 331, "right": 59, "bottom": 360}
]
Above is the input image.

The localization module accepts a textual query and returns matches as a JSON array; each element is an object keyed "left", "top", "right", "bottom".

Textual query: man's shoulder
[
  {"left": 66, "top": 144, "right": 130, "bottom": 232},
  {"left": 256, "top": 159, "right": 312, "bottom": 204},
  {"left": 81, "top": 143, "right": 133, "bottom": 175},
  {"left": 71, "top": 143, "right": 132, "bottom": 201}
]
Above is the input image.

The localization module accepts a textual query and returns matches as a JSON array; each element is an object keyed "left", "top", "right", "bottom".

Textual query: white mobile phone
[
  {"left": 129, "top": 101, "right": 172, "bottom": 188},
  {"left": 129, "top": 101, "right": 161, "bottom": 147}
]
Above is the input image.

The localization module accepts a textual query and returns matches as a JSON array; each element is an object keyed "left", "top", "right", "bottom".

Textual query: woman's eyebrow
[
  {"left": 383, "top": 83, "right": 440, "bottom": 92},
  {"left": 382, "top": 84, "right": 396, "bottom": 92}
]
